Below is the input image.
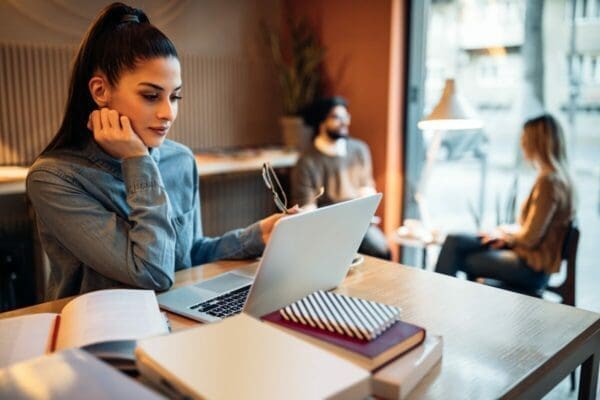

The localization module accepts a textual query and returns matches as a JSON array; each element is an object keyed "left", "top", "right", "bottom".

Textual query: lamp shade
[{"left": 418, "top": 79, "right": 483, "bottom": 130}]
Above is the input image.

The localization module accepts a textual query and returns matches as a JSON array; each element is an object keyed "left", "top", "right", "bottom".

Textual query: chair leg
[{"left": 570, "top": 369, "right": 576, "bottom": 391}]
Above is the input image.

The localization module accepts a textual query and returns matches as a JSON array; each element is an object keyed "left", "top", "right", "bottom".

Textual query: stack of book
[
  {"left": 1, "top": 288, "right": 441, "bottom": 399},
  {"left": 262, "top": 290, "right": 442, "bottom": 399},
  {"left": 135, "top": 313, "right": 371, "bottom": 399}
]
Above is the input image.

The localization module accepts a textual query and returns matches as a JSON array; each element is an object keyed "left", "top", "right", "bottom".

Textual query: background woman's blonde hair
[{"left": 522, "top": 114, "right": 575, "bottom": 207}]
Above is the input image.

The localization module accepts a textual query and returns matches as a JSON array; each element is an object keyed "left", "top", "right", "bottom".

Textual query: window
[{"left": 404, "top": 0, "right": 599, "bottom": 314}]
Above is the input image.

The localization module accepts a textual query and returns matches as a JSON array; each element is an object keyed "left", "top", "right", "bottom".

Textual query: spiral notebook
[
  {"left": 280, "top": 290, "right": 401, "bottom": 341},
  {"left": 263, "top": 304, "right": 424, "bottom": 371}
]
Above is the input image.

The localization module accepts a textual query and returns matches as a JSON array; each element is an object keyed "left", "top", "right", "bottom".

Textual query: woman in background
[
  {"left": 435, "top": 114, "right": 575, "bottom": 290},
  {"left": 27, "top": 2, "right": 286, "bottom": 300}
]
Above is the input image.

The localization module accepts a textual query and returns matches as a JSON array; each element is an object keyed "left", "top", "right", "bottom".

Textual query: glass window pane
[{"left": 409, "top": 0, "right": 599, "bottom": 314}]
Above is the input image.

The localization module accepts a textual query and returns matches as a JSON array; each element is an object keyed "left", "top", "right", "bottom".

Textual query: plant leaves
[{"left": 261, "top": 15, "right": 325, "bottom": 115}]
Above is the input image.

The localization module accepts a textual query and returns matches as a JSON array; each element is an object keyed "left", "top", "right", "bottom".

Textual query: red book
[{"left": 262, "top": 310, "right": 426, "bottom": 371}]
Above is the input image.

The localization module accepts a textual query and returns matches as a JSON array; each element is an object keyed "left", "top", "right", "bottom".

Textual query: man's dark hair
[{"left": 302, "top": 96, "right": 348, "bottom": 137}]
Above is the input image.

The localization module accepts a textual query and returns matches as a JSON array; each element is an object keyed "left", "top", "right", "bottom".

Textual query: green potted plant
[{"left": 263, "top": 15, "right": 325, "bottom": 151}]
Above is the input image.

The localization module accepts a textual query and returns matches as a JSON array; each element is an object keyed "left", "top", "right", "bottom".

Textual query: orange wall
[{"left": 289, "top": 0, "right": 406, "bottom": 245}]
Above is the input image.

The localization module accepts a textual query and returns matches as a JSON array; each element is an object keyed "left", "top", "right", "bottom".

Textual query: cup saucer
[{"left": 350, "top": 254, "right": 364, "bottom": 268}]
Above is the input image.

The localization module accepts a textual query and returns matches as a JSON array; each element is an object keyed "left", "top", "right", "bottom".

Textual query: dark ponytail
[{"left": 41, "top": 2, "right": 178, "bottom": 154}]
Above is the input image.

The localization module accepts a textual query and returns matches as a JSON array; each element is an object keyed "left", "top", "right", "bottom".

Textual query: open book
[{"left": 0, "top": 289, "right": 169, "bottom": 370}]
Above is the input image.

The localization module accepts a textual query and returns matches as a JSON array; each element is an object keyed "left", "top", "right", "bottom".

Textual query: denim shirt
[{"left": 27, "top": 138, "right": 264, "bottom": 300}]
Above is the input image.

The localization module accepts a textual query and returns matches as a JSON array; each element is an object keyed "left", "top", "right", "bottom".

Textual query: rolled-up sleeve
[
  {"left": 27, "top": 155, "right": 176, "bottom": 291},
  {"left": 188, "top": 164, "right": 265, "bottom": 265},
  {"left": 190, "top": 221, "right": 264, "bottom": 265}
]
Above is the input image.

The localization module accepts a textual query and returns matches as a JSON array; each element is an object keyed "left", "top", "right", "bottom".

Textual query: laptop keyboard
[{"left": 189, "top": 285, "right": 251, "bottom": 318}]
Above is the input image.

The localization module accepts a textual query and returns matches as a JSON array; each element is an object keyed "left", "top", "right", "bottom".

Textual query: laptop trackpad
[{"left": 194, "top": 272, "right": 253, "bottom": 295}]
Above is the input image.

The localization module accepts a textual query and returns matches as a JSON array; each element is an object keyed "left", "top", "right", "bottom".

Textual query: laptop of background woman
[{"left": 157, "top": 193, "right": 382, "bottom": 322}]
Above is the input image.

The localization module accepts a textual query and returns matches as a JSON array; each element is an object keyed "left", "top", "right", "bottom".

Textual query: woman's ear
[{"left": 88, "top": 75, "right": 111, "bottom": 107}]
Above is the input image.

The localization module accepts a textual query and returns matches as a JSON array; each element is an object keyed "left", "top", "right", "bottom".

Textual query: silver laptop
[{"left": 157, "top": 193, "right": 382, "bottom": 322}]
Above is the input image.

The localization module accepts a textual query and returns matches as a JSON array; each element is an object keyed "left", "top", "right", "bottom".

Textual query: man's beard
[{"left": 326, "top": 129, "right": 349, "bottom": 141}]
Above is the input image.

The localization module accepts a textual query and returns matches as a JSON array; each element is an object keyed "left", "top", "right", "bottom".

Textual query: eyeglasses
[
  {"left": 262, "top": 162, "right": 288, "bottom": 214},
  {"left": 262, "top": 163, "right": 326, "bottom": 213}
]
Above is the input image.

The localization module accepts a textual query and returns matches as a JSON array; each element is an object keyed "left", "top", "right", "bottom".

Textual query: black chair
[
  {"left": 0, "top": 194, "right": 38, "bottom": 312},
  {"left": 481, "top": 221, "right": 579, "bottom": 390}
]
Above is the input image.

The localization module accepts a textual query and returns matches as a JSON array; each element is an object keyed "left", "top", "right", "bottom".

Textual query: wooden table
[{"left": 2, "top": 257, "right": 599, "bottom": 399}]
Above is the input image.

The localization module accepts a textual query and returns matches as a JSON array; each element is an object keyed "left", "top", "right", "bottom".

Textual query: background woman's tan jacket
[{"left": 511, "top": 173, "right": 574, "bottom": 274}]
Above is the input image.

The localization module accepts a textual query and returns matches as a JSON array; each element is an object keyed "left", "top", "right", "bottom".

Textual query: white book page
[
  {"left": 55, "top": 289, "right": 168, "bottom": 351},
  {"left": 0, "top": 313, "right": 57, "bottom": 368}
]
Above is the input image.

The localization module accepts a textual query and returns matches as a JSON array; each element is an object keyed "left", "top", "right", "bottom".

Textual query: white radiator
[{"left": 0, "top": 43, "right": 73, "bottom": 165}]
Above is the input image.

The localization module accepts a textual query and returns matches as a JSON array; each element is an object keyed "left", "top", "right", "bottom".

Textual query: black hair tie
[{"left": 120, "top": 14, "right": 139, "bottom": 23}]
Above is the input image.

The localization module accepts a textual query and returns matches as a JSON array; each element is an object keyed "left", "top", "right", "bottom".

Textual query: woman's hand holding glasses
[
  {"left": 262, "top": 162, "right": 324, "bottom": 212},
  {"left": 259, "top": 162, "right": 325, "bottom": 245},
  {"left": 262, "top": 162, "right": 289, "bottom": 213},
  {"left": 258, "top": 205, "right": 300, "bottom": 245}
]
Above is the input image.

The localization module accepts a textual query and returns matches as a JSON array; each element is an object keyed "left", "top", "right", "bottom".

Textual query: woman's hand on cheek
[{"left": 88, "top": 108, "right": 148, "bottom": 160}]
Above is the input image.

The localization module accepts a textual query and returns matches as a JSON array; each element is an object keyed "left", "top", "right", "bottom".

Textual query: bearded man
[{"left": 292, "top": 96, "right": 391, "bottom": 260}]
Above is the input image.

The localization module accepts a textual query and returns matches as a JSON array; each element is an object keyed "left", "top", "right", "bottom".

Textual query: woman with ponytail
[
  {"left": 435, "top": 114, "right": 576, "bottom": 291},
  {"left": 27, "top": 3, "right": 286, "bottom": 299}
]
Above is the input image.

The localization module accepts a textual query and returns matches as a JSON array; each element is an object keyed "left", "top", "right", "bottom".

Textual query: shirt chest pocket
[{"left": 171, "top": 208, "right": 195, "bottom": 268}]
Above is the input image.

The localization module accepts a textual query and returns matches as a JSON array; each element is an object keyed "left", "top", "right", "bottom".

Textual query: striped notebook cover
[{"left": 279, "top": 291, "right": 400, "bottom": 341}]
